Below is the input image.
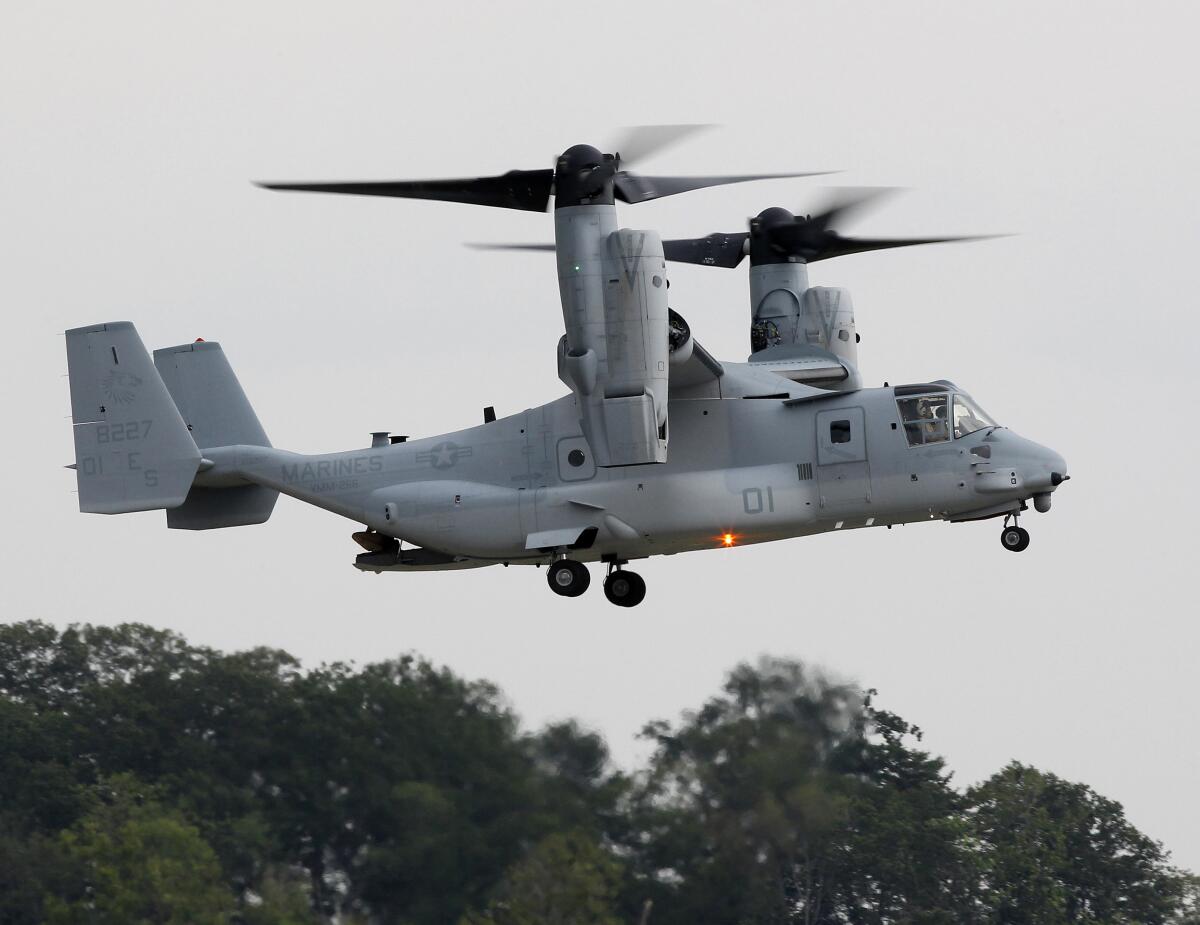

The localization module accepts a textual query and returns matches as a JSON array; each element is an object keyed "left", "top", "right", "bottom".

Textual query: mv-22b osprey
[{"left": 64, "top": 131, "right": 1069, "bottom": 607}]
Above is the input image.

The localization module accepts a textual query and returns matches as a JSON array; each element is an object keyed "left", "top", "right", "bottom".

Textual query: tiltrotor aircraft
[{"left": 64, "top": 129, "right": 1069, "bottom": 607}]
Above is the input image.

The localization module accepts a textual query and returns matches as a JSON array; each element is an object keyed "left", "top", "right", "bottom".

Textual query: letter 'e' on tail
[{"left": 65, "top": 322, "right": 201, "bottom": 513}]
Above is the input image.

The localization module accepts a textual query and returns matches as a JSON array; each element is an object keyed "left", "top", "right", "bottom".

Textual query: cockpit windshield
[
  {"left": 896, "top": 391, "right": 998, "bottom": 447},
  {"left": 952, "top": 394, "right": 996, "bottom": 438},
  {"left": 897, "top": 394, "right": 950, "bottom": 446}
]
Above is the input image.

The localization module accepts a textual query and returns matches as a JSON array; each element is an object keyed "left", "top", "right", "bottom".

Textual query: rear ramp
[{"left": 154, "top": 340, "right": 277, "bottom": 530}]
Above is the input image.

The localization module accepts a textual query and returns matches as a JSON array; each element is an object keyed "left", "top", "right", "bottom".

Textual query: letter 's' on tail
[{"left": 66, "top": 322, "right": 202, "bottom": 513}]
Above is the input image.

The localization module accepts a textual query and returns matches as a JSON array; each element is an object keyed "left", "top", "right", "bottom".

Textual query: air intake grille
[{"left": 797, "top": 462, "right": 813, "bottom": 481}]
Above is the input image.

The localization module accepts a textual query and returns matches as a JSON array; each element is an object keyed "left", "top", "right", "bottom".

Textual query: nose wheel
[
  {"left": 547, "top": 559, "right": 590, "bottom": 597},
  {"left": 603, "top": 564, "right": 646, "bottom": 607},
  {"left": 1000, "top": 516, "right": 1030, "bottom": 553}
]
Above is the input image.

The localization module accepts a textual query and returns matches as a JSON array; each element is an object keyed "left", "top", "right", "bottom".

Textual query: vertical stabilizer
[
  {"left": 65, "top": 322, "right": 202, "bottom": 513},
  {"left": 154, "top": 341, "right": 270, "bottom": 449},
  {"left": 154, "top": 341, "right": 277, "bottom": 529}
]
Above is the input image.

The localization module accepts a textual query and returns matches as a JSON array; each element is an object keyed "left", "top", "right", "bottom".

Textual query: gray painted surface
[
  {"left": 65, "top": 321, "right": 1067, "bottom": 572},
  {"left": 65, "top": 323, "right": 201, "bottom": 514}
]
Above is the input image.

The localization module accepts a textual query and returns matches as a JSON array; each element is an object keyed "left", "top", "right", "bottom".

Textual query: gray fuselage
[{"left": 200, "top": 374, "right": 1066, "bottom": 569}]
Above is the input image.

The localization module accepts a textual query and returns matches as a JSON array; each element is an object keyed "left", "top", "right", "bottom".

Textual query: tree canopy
[{"left": 0, "top": 622, "right": 1189, "bottom": 924}]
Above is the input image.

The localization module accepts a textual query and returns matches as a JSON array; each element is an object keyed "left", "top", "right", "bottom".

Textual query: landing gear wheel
[
  {"left": 1000, "top": 525, "right": 1030, "bottom": 552},
  {"left": 547, "top": 559, "right": 590, "bottom": 597},
  {"left": 603, "top": 570, "right": 646, "bottom": 607}
]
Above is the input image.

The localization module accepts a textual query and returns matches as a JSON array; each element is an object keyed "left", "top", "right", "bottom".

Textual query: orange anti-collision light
[{"left": 722, "top": 533, "right": 735, "bottom": 547}]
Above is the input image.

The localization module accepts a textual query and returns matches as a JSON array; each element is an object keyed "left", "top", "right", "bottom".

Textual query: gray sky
[{"left": 5, "top": 0, "right": 1198, "bottom": 870}]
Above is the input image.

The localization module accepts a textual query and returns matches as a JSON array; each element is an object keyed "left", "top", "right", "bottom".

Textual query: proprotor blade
[
  {"left": 661, "top": 232, "right": 750, "bottom": 268},
  {"left": 801, "top": 187, "right": 900, "bottom": 233},
  {"left": 661, "top": 188, "right": 1005, "bottom": 268},
  {"left": 764, "top": 188, "right": 1003, "bottom": 261},
  {"left": 613, "top": 171, "right": 830, "bottom": 205},
  {"left": 256, "top": 169, "right": 554, "bottom": 212},
  {"left": 774, "top": 229, "right": 1003, "bottom": 263},
  {"left": 465, "top": 243, "right": 557, "bottom": 253},
  {"left": 608, "top": 124, "right": 714, "bottom": 168}
]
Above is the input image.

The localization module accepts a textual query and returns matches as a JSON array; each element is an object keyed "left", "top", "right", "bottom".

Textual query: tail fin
[
  {"left": 153, "top": 341, "right": 278, "bottom": 530},
  {"left": 66, "top": 322, "right": 202, "bottom": 513}
]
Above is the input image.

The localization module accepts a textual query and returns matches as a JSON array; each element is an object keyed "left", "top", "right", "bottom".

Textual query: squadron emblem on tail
[{"left": 101, "top": 370, "right": 143, "bottom": 405}]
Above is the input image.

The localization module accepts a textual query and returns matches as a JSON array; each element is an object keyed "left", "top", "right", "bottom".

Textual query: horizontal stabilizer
[
  {"left": 166, "top": 485, "right": 278, "bottom": 530},
  {"left": 65, "top": 322, "right": 201, "bottom": 514}
]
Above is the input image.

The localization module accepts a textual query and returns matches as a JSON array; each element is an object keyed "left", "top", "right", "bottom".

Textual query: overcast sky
[{"left": 4, "top": 0, "right": 1198, "bottom": 871}]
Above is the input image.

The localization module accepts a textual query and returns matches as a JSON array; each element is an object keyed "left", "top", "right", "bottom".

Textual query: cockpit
[{"left": 894, "top": 384, "right": 996, "bottom": 447}]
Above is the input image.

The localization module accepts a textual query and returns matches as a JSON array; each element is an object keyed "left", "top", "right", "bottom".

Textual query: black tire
[
  {"left": 547, "top": 559, "right": 590, "bottom": 597},
  {"left": 1001, "top": 526, "right": 1030, "bottom": 553},
  {"left": 603, "top": 570, "right": 646, "bottom": 607}
]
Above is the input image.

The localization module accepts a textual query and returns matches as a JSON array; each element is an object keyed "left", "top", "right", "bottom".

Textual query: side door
[{"left": 815, "top": 407, "right": 872, "bottom": 509}]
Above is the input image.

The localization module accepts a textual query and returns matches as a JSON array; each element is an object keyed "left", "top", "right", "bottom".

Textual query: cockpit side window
[
  {"left": 897, "top": 395, "right": 950, "bottom": 447},
  {"left": 952, "top": 395, "right": 997, "bottom": 439}
]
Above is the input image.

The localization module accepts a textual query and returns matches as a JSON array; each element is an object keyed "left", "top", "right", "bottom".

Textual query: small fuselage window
[
  {"left": 830, "top": 419, "right": 852, "bottom": 444},
  {"left": 897, "top": 395, "right": 950, "bottom": 446},
  {"left": 952, "top": 394, "right": 996, "bottom": 439}
]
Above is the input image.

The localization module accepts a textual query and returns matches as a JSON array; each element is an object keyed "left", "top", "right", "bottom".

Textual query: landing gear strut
[
  {"left": 547, "top": 559, "right": 590, "bottom": 597},
  {"left": 603, "top": 562, "right": 646, "bottom": 608},
  {"left": 1000, "top": 515, "right": 1030, "bottom": 553}
]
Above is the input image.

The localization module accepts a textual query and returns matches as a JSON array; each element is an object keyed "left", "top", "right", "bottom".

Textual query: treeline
[{"left": 0, "top": 622, "right": 1194, "bottom": 924}]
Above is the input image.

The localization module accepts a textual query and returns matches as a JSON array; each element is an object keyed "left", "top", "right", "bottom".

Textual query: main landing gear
[
  {"left": 547, "top": 559, "right": 590, "bottom": 597},
  {"left": 545, "top": 558, "right": 647, "bottom": 607},
  {"left": 603, "top": 564, "right": 646, "bottom": 608},
  {"left": 1000, "top": 514, "right": 1031, "bottom": 553}
]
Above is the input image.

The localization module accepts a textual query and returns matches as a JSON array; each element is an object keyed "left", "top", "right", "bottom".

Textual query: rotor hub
[
  {"left": 756, "top": 206, "right": 796, "bottom": 227},
  {"left": 556, "top": 144, "right": 607, "bottom": 172},
  {"left": 554, "top": 144, "right": 616, "bottom": 209}
]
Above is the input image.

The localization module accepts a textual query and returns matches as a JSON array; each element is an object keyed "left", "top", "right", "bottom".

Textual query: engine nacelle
[
  {"left": 800, "top": 286, "right": 858, "bottom": 368},
  {"left": 749, "top": 262, "right": 858, "bottom": 370},
  {"left": 555, "top": 216, "right": 669, "bottom": 466}
]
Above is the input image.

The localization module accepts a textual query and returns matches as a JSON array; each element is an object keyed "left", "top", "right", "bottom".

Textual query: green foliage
[
  {"left": 268, "top": 657, "right": 564, "bottom": 921},
  {"left": 0, "top": 827, "right": 59, "bottom": 925},
  {"left": 41, "top": 774, "right": 232, "bottom": 925},
  {"left": 460, "top": 831, "right": 624, "bottom": 925},
  {"left": 1172, "top": 875, "right": 1200, "bottom": 924},
  {"left": 0, "top": 621, "right": 612, "bottom": 924},
  {"left": 240, "top": 867, "right": 323, "bottom": 925},
  {"left": 968, "top": 762, "right": 1185, "bottom": 924},
  {"left": 0, "top": 622, "right": 1193, "bottom": 925},
  {"left": 628, "top": 658, "right": 977, "bottom": 924}
]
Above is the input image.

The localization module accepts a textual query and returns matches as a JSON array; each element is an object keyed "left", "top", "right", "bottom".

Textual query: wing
[{"left": 670, "top": 338, "right": 724, "bottom": 393}]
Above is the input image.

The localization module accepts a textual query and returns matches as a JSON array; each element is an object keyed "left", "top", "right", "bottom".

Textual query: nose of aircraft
[
  {"left": 1031, "top": 445, "right": 1068, "bottom": 513},
  {"left": 1039, "top": 446, "right": 1069, "bottom": 489},
  {"left": 1026, "top": 443, "right": 1067, "bottom": 491},
  {"left": 1004, "top": 433, "right": 1068, "bottom": 511},
  {"left": 982, "top": 429, "right": 1068, "bottom": 504}
]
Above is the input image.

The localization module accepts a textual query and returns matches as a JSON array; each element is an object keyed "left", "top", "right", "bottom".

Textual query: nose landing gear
[{"left": 1000, "top": 515, "right": 1030, "bottom": 553}]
